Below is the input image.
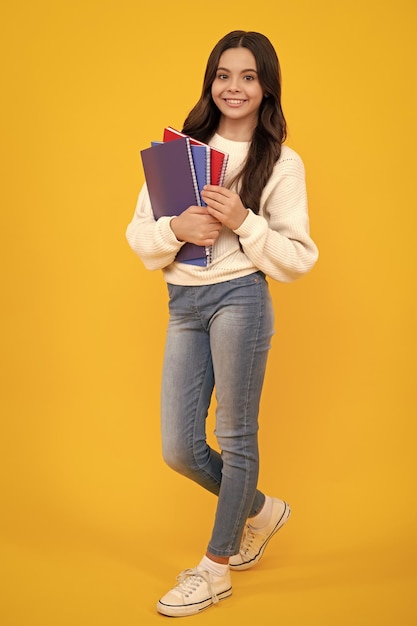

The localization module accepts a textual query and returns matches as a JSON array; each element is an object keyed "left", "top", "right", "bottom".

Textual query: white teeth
[{"left": 226, "top": 99, "right": 244, "bottom": 104}]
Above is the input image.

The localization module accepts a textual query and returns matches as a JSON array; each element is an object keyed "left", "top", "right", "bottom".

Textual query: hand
[
  {"left": 170, "top": 206, "right": 222, "bottom": 247},
  {"left": 201, "top": 185, "right": 248, "bottom": 230}
]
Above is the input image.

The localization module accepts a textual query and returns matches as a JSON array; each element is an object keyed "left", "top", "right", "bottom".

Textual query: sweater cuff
[
  {"left": 159, "top": 216, "right": 185, "bottom": 250},
  {"left": 233, "top": 209, "right": 260, "bottom": 238}
]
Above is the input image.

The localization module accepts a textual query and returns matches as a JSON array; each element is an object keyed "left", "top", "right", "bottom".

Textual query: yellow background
[{"left": 1, "top": 1, "right": 416, "bottom": 624}]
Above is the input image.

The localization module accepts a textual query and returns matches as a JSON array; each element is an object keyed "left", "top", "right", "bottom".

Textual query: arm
[
  {"left": 126, "top": 184, "right": 222, "bottom": 271},
  {"left": 126, "top": 184, "right": 184, "bottom": 270},
  {"left": 202, "top": 153, "right": 318, "bottom": 283}
]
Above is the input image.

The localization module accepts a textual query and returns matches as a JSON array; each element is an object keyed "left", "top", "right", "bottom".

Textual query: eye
[
  {"left": 217, "top": 73, "right": 228, "bottom": 80},
  {"left": 244, "top": 75, "right": 255, "bottom": 81}
]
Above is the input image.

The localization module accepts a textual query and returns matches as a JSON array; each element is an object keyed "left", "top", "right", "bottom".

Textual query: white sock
[
  {"left": 249, "top": 495, "right": 273, "bottom": 530},
  {"left": 198, "top": 555, "right": 229, "bottom": 578}
]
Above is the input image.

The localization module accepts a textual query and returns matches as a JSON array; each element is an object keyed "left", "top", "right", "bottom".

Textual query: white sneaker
[
  {"left": 157, "top": 567, "right": 232, "bottom": 617},
  {"left": 229, "top": 498, "right": 290, "bottom": 571}
]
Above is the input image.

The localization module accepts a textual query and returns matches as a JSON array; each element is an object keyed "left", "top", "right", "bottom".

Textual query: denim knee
[{"left": 162, "top": 442, "right": 191, "bottom": 475}]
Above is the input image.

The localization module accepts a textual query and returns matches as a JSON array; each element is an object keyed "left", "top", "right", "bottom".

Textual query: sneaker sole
[
  {"left": 156, "top": 587, "right": 232, "bottom": 617},
  {"left": 230, "top": 501, "right": 291, "bottom": 571}
]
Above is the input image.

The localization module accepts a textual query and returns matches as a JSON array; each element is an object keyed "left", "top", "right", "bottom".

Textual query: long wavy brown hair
[{"left": 182, "top": 31, "right": 287, "bottom": 214}]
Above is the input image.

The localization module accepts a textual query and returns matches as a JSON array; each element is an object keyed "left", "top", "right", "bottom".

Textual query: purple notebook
[{"left": 140, "top": 137, "right": 208, "bottom": 265}]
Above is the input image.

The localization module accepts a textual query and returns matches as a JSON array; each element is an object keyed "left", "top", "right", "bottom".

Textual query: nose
[{"left": 227, "top": 77, "right": 241, "bottom": 92}]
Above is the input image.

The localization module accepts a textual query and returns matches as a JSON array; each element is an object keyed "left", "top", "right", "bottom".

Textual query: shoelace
[
  {"left": 175, "top": 568, "right": 219, "bottom": 604},
  {"left": 239, "top": 524, "right": 257, "bottom": 555}
]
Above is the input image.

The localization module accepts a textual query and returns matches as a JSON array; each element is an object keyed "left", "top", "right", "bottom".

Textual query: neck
[{"left": 216, "top": 117, "right": 255, "bottom": 142}]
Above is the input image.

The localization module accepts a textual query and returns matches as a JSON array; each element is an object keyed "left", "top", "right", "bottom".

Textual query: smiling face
[{"left": 211, "top": 47, "right": 264, "bottom": 139}]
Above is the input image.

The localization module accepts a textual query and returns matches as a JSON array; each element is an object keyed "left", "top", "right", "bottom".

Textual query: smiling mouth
[{"left": 224, "top": 99, "right": 246, "bottom": 105}]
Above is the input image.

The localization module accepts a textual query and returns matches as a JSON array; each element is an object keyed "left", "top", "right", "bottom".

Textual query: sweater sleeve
[
  {"left": 125, "top": 184, "right": 185, "bottom": 270},
  {"left": 233, "top": 153, "right": 318, "bottom": 283}
]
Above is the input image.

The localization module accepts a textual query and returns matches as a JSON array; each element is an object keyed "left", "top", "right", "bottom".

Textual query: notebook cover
[
  {"left": 140, "top": 138, "right": 207, "bottom": 264},
  {"left": 163, "top": 127, "right": 228, "bottom": 186}
]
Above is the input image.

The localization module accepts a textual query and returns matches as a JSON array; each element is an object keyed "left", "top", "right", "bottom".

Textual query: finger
[
  {"left": 203, "top": 197, "right": 228, "bottom": 213},
  {"left": 202, "top": 189, "right": 230, "bottom": 203},
  {"left": 206, "top": 206, "right": 228, "bottom": 222},
  {"left": 203, "top": 184, "right": 223, "bottom": 192},
  {"left": 206, "top": 198, "right": 230, "bottom": 212},
  {"left": 186, "top": 205, "right": 210, "bottom": 214}
]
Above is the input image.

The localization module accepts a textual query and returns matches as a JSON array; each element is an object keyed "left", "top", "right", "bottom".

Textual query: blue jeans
[{"left": 161, "top": 271, "right": 274, "bottom": 557}]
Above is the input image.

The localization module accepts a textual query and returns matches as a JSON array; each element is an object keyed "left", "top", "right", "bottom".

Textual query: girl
[{"left": 126, "top": 30, "right": 318, "bottom": 617}]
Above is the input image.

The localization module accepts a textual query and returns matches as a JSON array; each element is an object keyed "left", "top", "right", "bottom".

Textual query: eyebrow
[{"left": 217, "top": 66, "right": 258, "bottom": 73}]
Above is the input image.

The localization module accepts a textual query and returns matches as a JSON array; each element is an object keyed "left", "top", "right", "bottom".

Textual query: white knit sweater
[{"left": 126, "top": 133, "right": 318, "bottom": 285}]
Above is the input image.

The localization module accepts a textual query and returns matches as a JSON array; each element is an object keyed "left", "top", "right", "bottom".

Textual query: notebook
[
  {"left": 190, "top": 144, "right": 210, "bottom": 206},
  {"left": 140, "top": 137, "right": 208, "bottom": 265},
  {"left": 151, "top": 141, "right": 210, "bottom": 206},
  {"left": 163, "top": 126, "right": 228, "bottom": 186}
]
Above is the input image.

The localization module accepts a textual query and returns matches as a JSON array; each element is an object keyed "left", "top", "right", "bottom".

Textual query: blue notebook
[{"left": 190, "top": 144, "right": 210, "bottom": 206}]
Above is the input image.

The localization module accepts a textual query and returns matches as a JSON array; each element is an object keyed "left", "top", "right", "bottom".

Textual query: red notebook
[{"left": 163, "top": 127, "right": 228, "bottom": 186}]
